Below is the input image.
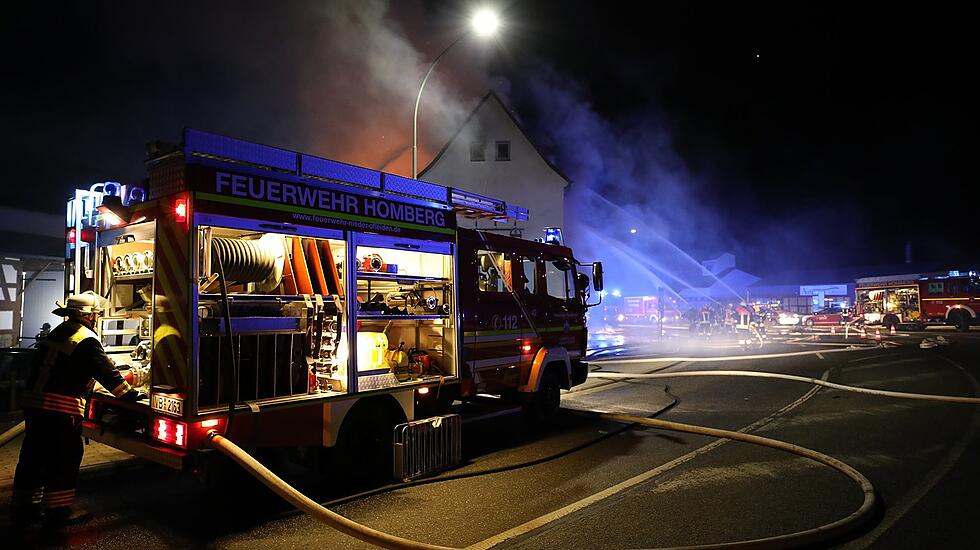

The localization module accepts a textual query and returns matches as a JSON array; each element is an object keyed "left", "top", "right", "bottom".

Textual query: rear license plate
[{"left": 152, "top": 394, "right": 183, "bottom": 417}]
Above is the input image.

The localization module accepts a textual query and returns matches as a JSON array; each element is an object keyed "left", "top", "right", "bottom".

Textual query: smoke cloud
[{"left": 501, "top": 64, "right": 854, "bottom": 294}]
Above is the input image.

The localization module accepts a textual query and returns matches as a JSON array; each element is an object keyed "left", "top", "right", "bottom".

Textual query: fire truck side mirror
[{"left": 592, "top": 262, "right": 604, "bottom": 292}]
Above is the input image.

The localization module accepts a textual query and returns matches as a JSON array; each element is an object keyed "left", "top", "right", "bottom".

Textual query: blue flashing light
[{"left": 544, "top": 227, "right": 563, "bottom": 245}]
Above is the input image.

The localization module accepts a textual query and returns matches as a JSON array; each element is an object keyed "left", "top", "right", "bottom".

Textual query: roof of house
[{"left": 419, "top": 90, "right": 571, "bottom": 185}]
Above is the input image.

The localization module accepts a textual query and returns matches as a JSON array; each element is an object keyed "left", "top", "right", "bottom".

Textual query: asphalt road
[{"left": 4, "top": 329, "right": 980, "bottom": 549}]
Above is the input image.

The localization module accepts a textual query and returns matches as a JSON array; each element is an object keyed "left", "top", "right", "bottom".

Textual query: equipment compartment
[
  {"left": 197, "top": 225, "right": 349, "bottom": 408},
  {"left": 354, "top": 238, "right": 457, "bottom": 388}
]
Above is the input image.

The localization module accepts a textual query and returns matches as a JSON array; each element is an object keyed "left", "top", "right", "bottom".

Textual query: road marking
[
  {"left": 840, "top": 354, "right": 980, "bottom": 549},
  {"left": 593, "top": 346, "right": 872, "bottom": 366},
  {"left": 817, "top": 352, "right": 824, "bottom": 360},
  {"left": 465, "top": 370, "right": 830, "bottom": 549}
]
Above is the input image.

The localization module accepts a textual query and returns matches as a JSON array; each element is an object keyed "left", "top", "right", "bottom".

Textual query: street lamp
[{"left": 412, "top": 8, "right": 500, "bottom": 179}]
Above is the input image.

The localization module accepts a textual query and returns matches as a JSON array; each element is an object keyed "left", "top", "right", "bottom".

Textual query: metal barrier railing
[{"left": 393, "top": 414, "right": 461, "bottom": 482}]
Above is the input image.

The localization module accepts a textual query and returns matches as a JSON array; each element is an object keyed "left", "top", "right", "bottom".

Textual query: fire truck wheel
[
  {"left": 523, "top": 369, "right": 562, "bottom": 425},
  {"left": 949, "top": 310, "right": 971, "bottom": 332}
]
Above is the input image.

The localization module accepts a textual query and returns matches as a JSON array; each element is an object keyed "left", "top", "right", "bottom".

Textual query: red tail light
[
  {"left": 174, "top": 197, "right": 188, "bottom": 223},
  {"left": 151, "top": 417, "right": 187, "bottom": 448},
  {"left": 151, "top": 416, "right": 226, "bottom": 449},
  {"left": 67, "top": 228, "right": 96, "bottom": 244}
]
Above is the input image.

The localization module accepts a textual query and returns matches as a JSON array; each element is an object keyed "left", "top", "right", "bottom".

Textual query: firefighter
[
  {"left": 723, "top": 304, "right": 735, "bottom": 335},
  {"left": 10, "top": 291, "right": 146, "bottom": 527},
  {"left": 735, "top": 301, "right": 753, "bottom": 346},
  {"left": 698, "top": 304, "right": 713, "bottom": 337}
]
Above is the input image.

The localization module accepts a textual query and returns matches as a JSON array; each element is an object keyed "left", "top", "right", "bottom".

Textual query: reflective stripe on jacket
[{"left": 23, "top": 320, "right": 132, "bottom": 416}]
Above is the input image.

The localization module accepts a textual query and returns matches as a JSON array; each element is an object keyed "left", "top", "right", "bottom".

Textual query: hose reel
[{"left": 210, "top": 234, "right": 286, "bottom": 292}]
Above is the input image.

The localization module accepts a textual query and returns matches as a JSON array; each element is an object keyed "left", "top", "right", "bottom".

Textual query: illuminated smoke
[{"left": 500, "top": 65, "right": 735, "bottom": 296}]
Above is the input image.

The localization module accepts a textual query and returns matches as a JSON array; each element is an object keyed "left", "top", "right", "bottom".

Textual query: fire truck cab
[{"left": 66, "top": 129, "right": 602, "bottom": 480}]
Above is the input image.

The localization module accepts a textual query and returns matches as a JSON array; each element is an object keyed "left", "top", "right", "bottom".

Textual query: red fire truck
[
  {"left": 619, "top": 295, "right": 682, "bottom": 325},
  {"left": 66, "top": 129, "right": 602, "bottom": 480},
  {"left": 855, "top": 270, "right": 979, "bottom": 331}
]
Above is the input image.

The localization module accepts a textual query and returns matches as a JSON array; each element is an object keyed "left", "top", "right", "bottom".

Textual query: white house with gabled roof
[{"left": 419, "top": 91, "right": 569, "bottom": 241}]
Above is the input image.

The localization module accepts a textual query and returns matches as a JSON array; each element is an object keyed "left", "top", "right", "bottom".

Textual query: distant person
[
  {"left": 698, "top": 304, "right": 713, "bottom": 336},
  {"left": 735, "top": 302, "right": 752, "bottom": 343},
  {"left": 30, "top": 323, "right": 51, "bottom": 348},
  {"left": 10, "top": 291, "right": 145, "bottom": 527}
]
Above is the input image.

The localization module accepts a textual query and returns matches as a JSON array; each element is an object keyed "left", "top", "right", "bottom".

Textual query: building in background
[
  {"left": 0, "top": 206, "right": 65, "bottom": 348},
  {"left": 420, "top": 91, "right": 569, "bottom": 240},
  {"left": 679, "top": 253, "right": 761, "bottom": 305}
]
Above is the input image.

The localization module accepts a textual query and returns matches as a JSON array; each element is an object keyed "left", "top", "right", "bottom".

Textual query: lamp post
[{"left": 412, "top": 8, "right": 499, "bottom": 179}]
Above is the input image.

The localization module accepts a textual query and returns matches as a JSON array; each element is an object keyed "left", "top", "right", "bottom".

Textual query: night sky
[{"left": 2, "top": 1, "right": 976, "bottom": 279}]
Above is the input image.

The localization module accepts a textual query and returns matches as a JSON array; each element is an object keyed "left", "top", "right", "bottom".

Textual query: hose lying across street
[
  {"left": 588, "top": 370, "right": 980, "bottom": 404},
  {"left": 1, "top": 345, "right": 970, "bottom": 549},
  {"left": 208, "top": 411, "right": 877, "bottom": 550},
  {"left": 204, "top": 344, "right": 980, "bottom": 550}
]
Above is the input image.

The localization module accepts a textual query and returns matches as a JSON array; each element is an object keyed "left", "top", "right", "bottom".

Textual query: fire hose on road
[
  {"left": 205, "top": 407, "right": 881, "bottom": 550},
  {"left": 588, "top": 370, "right": 980, "bottom": 404},
  {"left": 4, "top": 348, "right": 973, "bottom": 548},
  {"left": 200, "top": 348, "right": 980, "bottom": 549},
  {"left": 0, "top": 420, "right": 25, "bottom": 448}
]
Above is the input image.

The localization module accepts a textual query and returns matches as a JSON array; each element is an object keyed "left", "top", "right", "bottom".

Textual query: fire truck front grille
[{"left": 393, "top": 414, "right": 462, "bottom": 482}]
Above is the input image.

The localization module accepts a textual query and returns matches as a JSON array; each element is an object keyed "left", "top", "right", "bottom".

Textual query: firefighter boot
[
  {"left": 10, "top": 505, "right": 44, "bottom": 528},
  {"left": 9, "top": 487, "right": 43, "bottom": 527},
  {"left": 43, "top": 506, "right": 93, "bottom": 526}
]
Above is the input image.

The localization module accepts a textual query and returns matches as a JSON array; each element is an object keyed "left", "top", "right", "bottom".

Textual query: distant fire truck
[
  {"left": 619, "top": 295, "right": 681, "bottom": 325},
  {"left": 66, "top": 129, "right": 602, "bottom": 480},
  {"left": 855, "top": 270, "right": 979, "bottom": 331}
]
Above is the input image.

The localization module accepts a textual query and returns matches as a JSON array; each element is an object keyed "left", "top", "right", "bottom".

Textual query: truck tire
[
  {"left": 949, "top": 310, "right": 971, "bottom": 332},
  {"left": 523, "top": 369, "right": 562, "bottom": 425}
]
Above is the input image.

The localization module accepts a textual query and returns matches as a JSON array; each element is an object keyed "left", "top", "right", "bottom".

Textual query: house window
[
  {"left": 495, "top": 141, "right": 511, "bottom": 161},
  {"left": 470, "top": 141, "right": 485, "bottom": 162}
]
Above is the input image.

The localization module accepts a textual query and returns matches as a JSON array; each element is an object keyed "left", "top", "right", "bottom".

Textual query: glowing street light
[
  {"left": 413, "top": 7, "right": 501, "bottom": 179},
  {"left": 471, "top": 9, "right": 499, "bottom": 36},
  {"left": 629, "top": 228, "right": 637, "bottom": 234}
]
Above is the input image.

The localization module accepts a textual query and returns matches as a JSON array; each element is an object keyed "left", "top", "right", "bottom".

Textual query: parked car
[
  {"left": 802, "top": 306, "right": 849, "bottom": 326},
  {"left": 775, "top": 309, "right": 803, "bottom": 326}
]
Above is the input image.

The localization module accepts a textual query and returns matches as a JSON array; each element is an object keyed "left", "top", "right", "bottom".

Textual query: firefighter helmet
[{"left": 53, "top": 291, "right": 109, "bottom": 316}]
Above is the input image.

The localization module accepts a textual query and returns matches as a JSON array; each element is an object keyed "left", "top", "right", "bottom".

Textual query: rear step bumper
[{"left": 83, "top": 421, "right": 189, "bottom": 471}]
